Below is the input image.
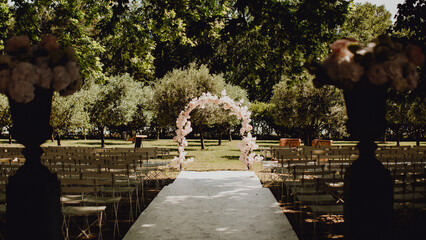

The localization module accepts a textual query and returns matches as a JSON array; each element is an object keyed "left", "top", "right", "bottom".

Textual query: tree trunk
[
  {"left": 304, "top": 133, "right": 312, "bottom": 146},
  {"left": 100, "top": 126, "right": 105, "bottom": 148},
  {"left": 82, "top": 128, "right": 86, "bottom": 140},
  {"left": 8, "top": 131, "right": 12, "bottom": 144},
  {"left": 156, "top": 127, "right": 160, "bottom": 140},
  {"left": 416, "top": 129, "right": 420, "bottom": 146},
  {"left": 200, "top": 130, "right": 205, "bottom": 150},
  {"left": 228, "top": 129, "right": 232, "bottom": 141},
  {"left": 51, "top": 133, "right": 55, "bottom": 142},
  {"left": 218, "top": 131, "right": 222, "bottom": 146},
  {"left": 56, "top": 132, "right": 61, "bottom": 146},
  {"left": 396, "top": 128, "right": 400, "bottom": 146}
]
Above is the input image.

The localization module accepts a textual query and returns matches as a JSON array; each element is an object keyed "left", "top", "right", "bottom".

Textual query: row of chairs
[
  {"left": 268, "top": 160, "right": 344, "bottom": 238},
  {"left": 0, "top": 146, "right": 171, "bottom": 178},
  {"left": 266, "top": 160, "right": 425, "bottom": 205},
  {"left": 60, "top": 172, "right": 136, "bottom": 240},
  {"left": 262, "top": 146, "right": 425, "bottom": 237},
  {"left": 0, "top": 146, "right": 169, "bottom": 160},
  {"left": 0, "top": 146, "right": 172, "bottom": 240},
  {"left": 263, "top": 145, "right": 425, "bottom": 163}
]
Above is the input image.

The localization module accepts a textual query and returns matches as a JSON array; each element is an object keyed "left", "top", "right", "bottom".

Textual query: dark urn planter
[
  {"left": 6, "top": 87, "right": 63, "bottom": 240},
  {"left": 343, "top": 81, "right": 394, "bottom": 240}
]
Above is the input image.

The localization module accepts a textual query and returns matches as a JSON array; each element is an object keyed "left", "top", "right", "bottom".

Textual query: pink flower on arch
[{"left": 172, "top": 92, "right": 262, "bottom": 168}]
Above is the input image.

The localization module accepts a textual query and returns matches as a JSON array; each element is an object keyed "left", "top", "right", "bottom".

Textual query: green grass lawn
[{"left": 0, "top": 137, "right": 424, "bottom": 172}]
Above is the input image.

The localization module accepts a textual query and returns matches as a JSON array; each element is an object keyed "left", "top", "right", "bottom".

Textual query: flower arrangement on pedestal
[
  {"left": 2, "top": 35, "right": 81, "bottom": 239},
  {"left": 311, "top": 34, "right": 424, "bottom": 140},
  {"left": 173, "top": 91, "right": 263, "bottom": 169},
  {"left": 310, "top": 35, "right": 424, "bottom": 239},
  {"left": 313, "top": 34, "right": 423, "bottom": 91},
  {"left": 0, "top": 35, "right": 81, "bottom": 103},
  {"left": 0, "top": 35, "right": 81, "bottom": 147}
]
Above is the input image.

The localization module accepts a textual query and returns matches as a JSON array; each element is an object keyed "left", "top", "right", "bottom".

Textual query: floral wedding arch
[{"left": 172, "top": 91, "right": 263, "bottom": 169}]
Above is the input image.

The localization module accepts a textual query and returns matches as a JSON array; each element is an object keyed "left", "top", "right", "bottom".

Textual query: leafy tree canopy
[
  {"left": 153, "top": 63, "right": 226, "bottom": 129},
  {"left": 85, "top": 73, "right": 143, "bottom": 146},
  {"left": 339, "top": 2, "right": 392, "bottom": 44},
  {"left": 0, "top": 94, "right": 11, "bottom": 131},
  {"left": 271, "top": 76, "right": 346, "bottom": 144}
]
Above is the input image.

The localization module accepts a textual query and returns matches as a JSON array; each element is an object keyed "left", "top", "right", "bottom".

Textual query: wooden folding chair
[{"left": 61, "top": 178, "right": 107, "bottom": 240}]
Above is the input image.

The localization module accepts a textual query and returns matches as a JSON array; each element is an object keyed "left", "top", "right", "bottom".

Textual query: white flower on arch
[{"left": 173, "top": 91, "right": 263, "bottom": 169}]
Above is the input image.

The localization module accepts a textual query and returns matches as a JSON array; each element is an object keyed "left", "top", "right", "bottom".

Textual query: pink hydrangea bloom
[
  {"left": 405, "top": 44, "right": 425, "bottom": 66},
  {"left": 8, "top": 80, "right": 35, "bottom": 103},
  {"left": 330, "top": 39, "right": 356, "bottom": 59},
  {"left": 6, "top": 36, "right": 31, "bottom": 53},
  {"left": 11, "top": 62, "right": 39, "bottom": 85},
  {"left": 404, "top": 62, "right": 419, "bottom": 90},
  {"left": 40, "top": 35, "right": 59, "bottom": 54},
  {"left": 368, "top": 64, "right": 388, "bottom": 85},
  {"left": 36, "top": 65, "right": 53, "bottom": 89},
  {"left": 318, "top": 35, "right": 423, "bottom": 92},
  {"left": 0, "top": 69, "right": 10, "bottom": 94},
  {"left": 52, "top": 66, "right": 71, "bottom": 91}
]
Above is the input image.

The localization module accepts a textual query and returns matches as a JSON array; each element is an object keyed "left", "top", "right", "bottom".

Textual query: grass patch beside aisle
[{"left": 145, "top": 138, "right": 264, "bottom": 171}]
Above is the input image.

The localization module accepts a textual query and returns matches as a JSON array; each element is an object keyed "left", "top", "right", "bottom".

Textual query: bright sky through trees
[{"left": 354, "top": 0, "right": 405, "bottom": 20}]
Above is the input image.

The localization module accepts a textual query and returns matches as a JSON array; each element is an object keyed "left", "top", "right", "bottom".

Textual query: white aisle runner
[{"left": 124, "top": 171, "right": 298, "bottom": 240}]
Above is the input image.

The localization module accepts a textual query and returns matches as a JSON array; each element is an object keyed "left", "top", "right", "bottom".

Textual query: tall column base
[
  {"left": 344, "top": 142, "right": 394, "bottom": 240},
  {"left": 6, "top": 162, "right": 62, "bottom": 240}
]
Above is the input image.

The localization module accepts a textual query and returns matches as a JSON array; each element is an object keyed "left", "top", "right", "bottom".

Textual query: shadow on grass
[
  {"left": 143, "top": 139, "right": 178, "bottom": 147},
  {"left": 228, "top": 149, "right": 243, "bottom": 152},
  {"left": 333, "top": 141, "right": 358, "bottom": 145},
  {"left": 223, "top": 156, "right": 240, "bottom": 160},
  {"left": 74, "top": 141, "right": 132, "bottom": 146},
  {"left": 185, "top": 147, "right": 216, "bottom": 152}
]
